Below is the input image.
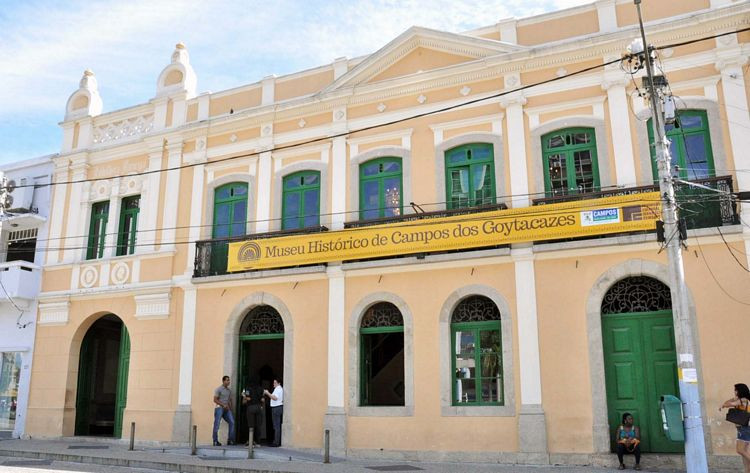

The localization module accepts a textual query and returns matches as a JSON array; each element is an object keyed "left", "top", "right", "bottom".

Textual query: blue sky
[{"left": 0, "top": 0, "right": 592, "bottom": 164}]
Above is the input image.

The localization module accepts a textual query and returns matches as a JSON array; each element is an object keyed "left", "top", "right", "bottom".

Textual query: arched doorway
[
  {"left": 601, "top": 276, "right": 682, "bottom": 453},
  {"left": 236, "top": 305, "right": 284, "bottom": 445},
  {"left": 74, "top": 314, "right": 130, "bottom": 438}
]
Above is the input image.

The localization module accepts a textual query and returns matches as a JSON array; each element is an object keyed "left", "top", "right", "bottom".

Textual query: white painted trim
[
  {"left": 134, "top": 292, "right": 171, "bottom": 320},
  {"left": 160, "top": 145, "right": 182, "bottom": 250},
  {"left": 605, "top": 84, "right": 637, "bottom": 187},
  {"left": 429, "top": 114, "right": 503, "bottom": 134},
  {"left": 331, "top": 137, "right": 347, "bottom": 230},
  {"left": 38, "top": 301, "right": 70, "bottom": 326},
  {"left": 255, "top": 152, "right": 272, "bottom": 233},
  {"left": 347, "top": 129, "right": 413, "bottom": 147},
  {"left": 204, "top": 173, "right": 256, "bottom": 239},
  {"left": 504, "top": 101, "right": 529, "bottom": 208},
  {"left": 348, "top": 146, "right": 413, "bottom": 220},
  {"left": 523, "top": 96, "right": 606, "bottom": 117},
  {"left": 512, "top": 249, "right": 543, "bottom": 406},
  {"left": 327, "top": 266, "right": 345, "bottom": 409},
  {"left": 178, "top": 288, "right": 196, "bottom": 405},
  {"left": 271, "top": 160, "right": 329, "bottom": 231}
]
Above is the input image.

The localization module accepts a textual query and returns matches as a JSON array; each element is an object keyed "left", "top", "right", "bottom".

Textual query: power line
[
  {"left": 6, "top": 26, "right": 750, "bottom": 193},
  {"left": 694, "top": 234, "right": 750, "bottom": 306}
]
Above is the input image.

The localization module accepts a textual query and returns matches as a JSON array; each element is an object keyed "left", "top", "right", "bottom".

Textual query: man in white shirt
[{"left": 264, "top": 378, "right": 283, "bottom": 447}]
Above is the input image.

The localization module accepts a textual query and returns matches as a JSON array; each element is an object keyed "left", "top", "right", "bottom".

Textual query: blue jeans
[{"left": 212, "top": 407, "right": 235, "bottom": 444}]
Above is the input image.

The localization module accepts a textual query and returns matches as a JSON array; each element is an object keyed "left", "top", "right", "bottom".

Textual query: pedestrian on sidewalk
[
  {"left": 264, "top": 378, "right": 283, "bottom": 447},
  {"left": 615, "top": 412, "right": 641, "bottom": 470},
  {"left": 719, "top": 382, "right": 750, "bottom": 473},
  {"left": 212, "top": 375, "right": 235, "bottom": 447},
  {"left": 242, "top": 376, "right": 264, "bottom": 447}
]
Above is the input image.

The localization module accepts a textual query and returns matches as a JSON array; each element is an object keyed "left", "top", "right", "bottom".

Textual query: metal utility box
[{"left": 660, "top": 395, "right": 685, "bottom": 442}]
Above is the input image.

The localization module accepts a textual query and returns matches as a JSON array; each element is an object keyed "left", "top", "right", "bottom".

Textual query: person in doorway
[
  {"left": 212, "top": 375, "right": 235, "bottom": 447},
  {"left": 615, "top": 412, "right": 641, "bottom": 470},
  {"left": 719, "top": 383, "right": 750, "bottom": 472},
  {"left": 264, "top": 378, "right": 283, "bottom": 447},
  {"left": 241, "top": 376, "right": 264, "bottom": 447}
]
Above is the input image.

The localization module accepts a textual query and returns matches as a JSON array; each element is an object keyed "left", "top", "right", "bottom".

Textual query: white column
[
  {"left": 185, "top": 157, "right": 206, "bottom": 275},
  {"left": 596, "top": 0, "right": 617, "bottom": 33},
  {"left": 716, "top": 49, "right": 750, "bottom": 225},
  {"left": 324, "top": 265, "right": 347, "bottom": 454},
  {"left": 178, "top": 288, "right": 197, "bottom": 405},
  {"left": 255, "top": 151, "right": 272, "bottom": 233},
  {"left": 512, "top": 247, "right": 547, "bottom": 453},
  {"left": 160, "top": 141, "right": 182, "bottom": 251},
  {"left": 102, "top": 178, "right": 121, "bottom": 259},
  {"left": 173, "top": 287, "right": 196, "bottom": 441},
  {"left": 46, "top": 165, "right": 69, "bottom": 264},
  {"left": 139, "top": 149, "right": 162, "bottom": 253},
  {"left": 330, "top": 136, "right": 347, "bottom": 230},
  {"left": 501, "top": 88, "right": 529, "bottom": 208},
  {"left": 62, "top": 158, "right": 89, "bottom": 263},
  {"left": 603, "top": 72, "right": 637, "bottom": 187}
]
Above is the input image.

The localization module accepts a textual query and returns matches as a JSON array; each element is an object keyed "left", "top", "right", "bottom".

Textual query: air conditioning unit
[{"left": 8, "top": 178, "right": 34, "bottom": 213}]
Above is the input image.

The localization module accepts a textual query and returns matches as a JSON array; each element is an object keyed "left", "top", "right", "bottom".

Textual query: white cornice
[
  {"left": 524, "top": 96, "right": 606, "bottom": 116},
  {"left": 272, "top": 142, "right": 331, "bottom": 160},
  {"left": 346, "top": 128, "right": 413, "bottom": 146},
  {"left": 428, "top": 114, "right": 503, "bottom": 133}
]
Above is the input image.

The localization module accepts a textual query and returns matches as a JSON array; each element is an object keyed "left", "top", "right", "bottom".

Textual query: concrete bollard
[
  {"left": 129, "top": 422, "right": 135, "bottom": 451},
  {"left": 323, "top": 429, "right": 330, "bottom": 464},
  {"left": 247, "top": 428, "right": 254, "bottom": 459},
  {"left": 191, "top": 425, "right": 197, "bottom": 456}
]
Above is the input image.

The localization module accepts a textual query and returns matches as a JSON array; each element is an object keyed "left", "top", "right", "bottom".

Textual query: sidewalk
[{"left": 0, "top": 437, "right": 737, "bottom": 473}]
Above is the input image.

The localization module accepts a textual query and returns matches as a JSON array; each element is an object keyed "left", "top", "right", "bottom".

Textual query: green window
[
  {"left": 282, "top": 171, "right": 320, "bottom": 230},
  {"left": 116, "top": 195, "right": 140, "bottom": 256},
  {"left": 360, "top": 302, "right": 404, "bottom": 406},
  {"left": 87, "top": 201, "right": 109, "bottom": 260},
  {"left": 542, "top": 128, "right": 599, "bottom": 197},
  {"left": 211, "top": 182, "right": 248, "bottom": 274},
  {"left": 648, "top": 110, "right": 714, "bottom": 181},
  {"left": 445, "top": 143, "right": 495, "bottom": 209},
  {"left": 451, "top": 296, "right": 503, "bottom": 406},
  {"left": 359, "top": 158, "right": 402, "bottom": 220}
]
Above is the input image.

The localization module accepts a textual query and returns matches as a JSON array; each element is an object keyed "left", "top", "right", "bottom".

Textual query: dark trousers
[
  {"left": 617, "top": 443, "right": 641, "bottom": 464},
  {"left": 245, "top": 404, "right": 262, "bottom": 443},
  {"left": 271, "top": 405, "right": 283, "bottom": 446}
]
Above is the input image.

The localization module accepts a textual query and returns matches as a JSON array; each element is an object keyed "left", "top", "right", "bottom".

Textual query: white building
[{"left": 0, "top": 155, "right": 53, "bottom": 439}]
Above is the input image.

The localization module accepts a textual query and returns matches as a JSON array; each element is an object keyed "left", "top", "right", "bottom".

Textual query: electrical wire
[
  {"left": 4, "top": 26, "right": 750, "bottom": 193},
  {"left": 694, "top": 234, "right": 750, "bottom": 306}
]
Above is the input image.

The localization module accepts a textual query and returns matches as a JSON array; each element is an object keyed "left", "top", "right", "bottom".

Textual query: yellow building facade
[{"left": 27, "top": 0, "right": 750, "bottom": 468}]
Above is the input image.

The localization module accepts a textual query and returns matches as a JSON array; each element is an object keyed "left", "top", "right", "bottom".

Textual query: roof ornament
[
  {"left": 64, "top": 69, "right": 103, "bottom": 121},
  {"left": 156, "top": 42, "right": 197, "bottom": 98}
]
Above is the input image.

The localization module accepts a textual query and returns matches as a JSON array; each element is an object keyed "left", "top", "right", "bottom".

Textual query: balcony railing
[
  {"left": 0, "top": 261, "right": 41, "bottom": 301},
  {"left": 532, "top": 175, "right": 739, "bottom": 230}
]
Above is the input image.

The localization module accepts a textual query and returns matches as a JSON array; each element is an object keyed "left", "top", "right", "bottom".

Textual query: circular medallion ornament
[
  {"left": 80, "top": 266, "right": 98, "bottom": 288},
  {"left": 111, "top": 261, "right": 130, "bottom": 285}
]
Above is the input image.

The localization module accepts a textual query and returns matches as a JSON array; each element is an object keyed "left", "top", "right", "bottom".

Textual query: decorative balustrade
[{"left": 92, "top": 114, "right": 154, "bottom": 145}]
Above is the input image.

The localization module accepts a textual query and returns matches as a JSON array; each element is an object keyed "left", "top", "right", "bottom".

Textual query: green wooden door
[
  {"left": 113, "top": 326, "right": 131, "bottom": 438},
  {"left": 74, "top": 332, "right": 94, "bottom": 436},
  {"left": 602, "top": 310, "right": 682, "bottom": 453}
]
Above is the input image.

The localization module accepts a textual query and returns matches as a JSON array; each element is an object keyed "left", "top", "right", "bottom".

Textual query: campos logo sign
[
  {"left": 581, "top": 208, "right": 619, "bottom": 227},
  {"left": 238, "top": 242, "right": 261, "bottom": 262}
]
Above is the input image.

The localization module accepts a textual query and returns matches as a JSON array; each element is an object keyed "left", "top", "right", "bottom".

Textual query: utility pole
[{"left": 633, "top": 1, "right": 708, "bottom": 471}]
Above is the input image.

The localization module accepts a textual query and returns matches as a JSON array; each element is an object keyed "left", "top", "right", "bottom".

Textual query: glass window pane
[
  {"left": 668, "top": 139, "right": 680, "bottom": 178},
  {"left": 303, "top": 189, "right": 320, "bottom": 227},
  {"left": 283, "top": 192, "right": 301, "bottom": 229},
  {"left": 471, "top": 146, "right": 492, "bottom": 161},
  {"left": 472, "top": 164, "right": 493, "bottom": 205},
  {"left": 383, "top": 177, "right": 401, "bottom": 217},
  {"left": 0, "top": 352, "right": 22, "bottom": 430},
  {"left": 231, "top": 185, "right": 247, "bottom": 196},
  {"left": 213, "top": 203, "right": 231, "bottom": 237},
  {"left": 231, "top": 201, "right": 247, "bottom": 236},
  {"left": 547, "top": 135, "right": 565, "bottom": 148},
  {"left": 361, "top": 180, "right": 380, "bottom": 219},
  {"left": 455, "top": 377, "right": 476, "bottom": 403},
  {"left": 680, "top": 114, "right": 703, "bottom": 130},
  {"left": 450, "top": 168, "right": 469, "bottom": 208},
  {"left": 285, "top": 176, "right": 302, "bottom": 189},
  {"left": 216, "top": 187, "right": 231, "bottom": 200},
  {"left": 447, "top": 149, "right": 466, "bottom": 164},
  {"left": 303, "top": 173, "right": 319, "bottom": 186},
  {"left": 548, "top": 153, "right": 568, "bottom": 195},
  {"left": 684, "top": 134, "right": 710, "bottom": 179},
  {"left": 362, "top": 163, "right": 380, "bottom": 176},
  {"left": 573, "top": 132, "right": 591, "bottom": 144},
  {"left": 480, "top": 373, "right": 501, "bottom": 403},
  {"left": 382, "top": 160, "right": 401, "bottom": 173}
]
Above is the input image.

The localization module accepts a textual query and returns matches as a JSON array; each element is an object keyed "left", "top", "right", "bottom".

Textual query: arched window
[
  {"left": 359, "top": 158, "right": 402, "bottom": 220},
  {"left": 451, "top": 296, "right": 503, "bottom": 406},
  {"left": 240, "top": 305, "right": 284, "bottom": 335},
  {"left": 601, "top": 276, "right": 672, "bottom": 314},
  {"left": 360, "top": 302, "right": 404, "bottom": 406},
  {"left": 647, "top": 110, "right": 714, "bottom": 181},
  {"left": 444, "top": 143, "right": 495, "bottom": 209},
  {"left": 282, "top": 171, "right": 320, "bottom": 230},
  {"left": 541, "top": 127, "right": 599, "bottom": 197},
  {"left": 211, "top": 182, "right": 248, "bottom": 274}
]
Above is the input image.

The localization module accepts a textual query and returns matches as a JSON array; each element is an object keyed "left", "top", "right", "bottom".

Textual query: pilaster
[
  {"left": 500, "top": 86, "right": 529, "bottom": 208},
  {"left": 602, "top": 67, "right": 637, "bottom": 187},
  {"left": 46, "top": 163, "right": 70, "bottom": 265},
  {"left": 184, "top": 148, "right": 207, "bottom": 275},
  {"left": 62, "top": 156, "right": 89, "bottom": 263},
  {"left": 139, "top": 142, "right": 164, "bottom": 253},
  {"left": 596, "top": 0, "right": 618, "bottom": 33},
  {"left": 512, "top": 247, "right": 547, "bottom": 453},
  {"left": 174, "top": 287, "right": 197, "bottom": 442},
  {"left": 160, "top": 139, "right": 183, "bottom": 251},
  {"left": 324, "top": 265, "right": 347, "bottom": 456},
  {"left": 255, "top": 151, "right": 273, "bottom": 233},
  {"left": 331, "top": 107, "right": 348, "bottom": 229}
]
